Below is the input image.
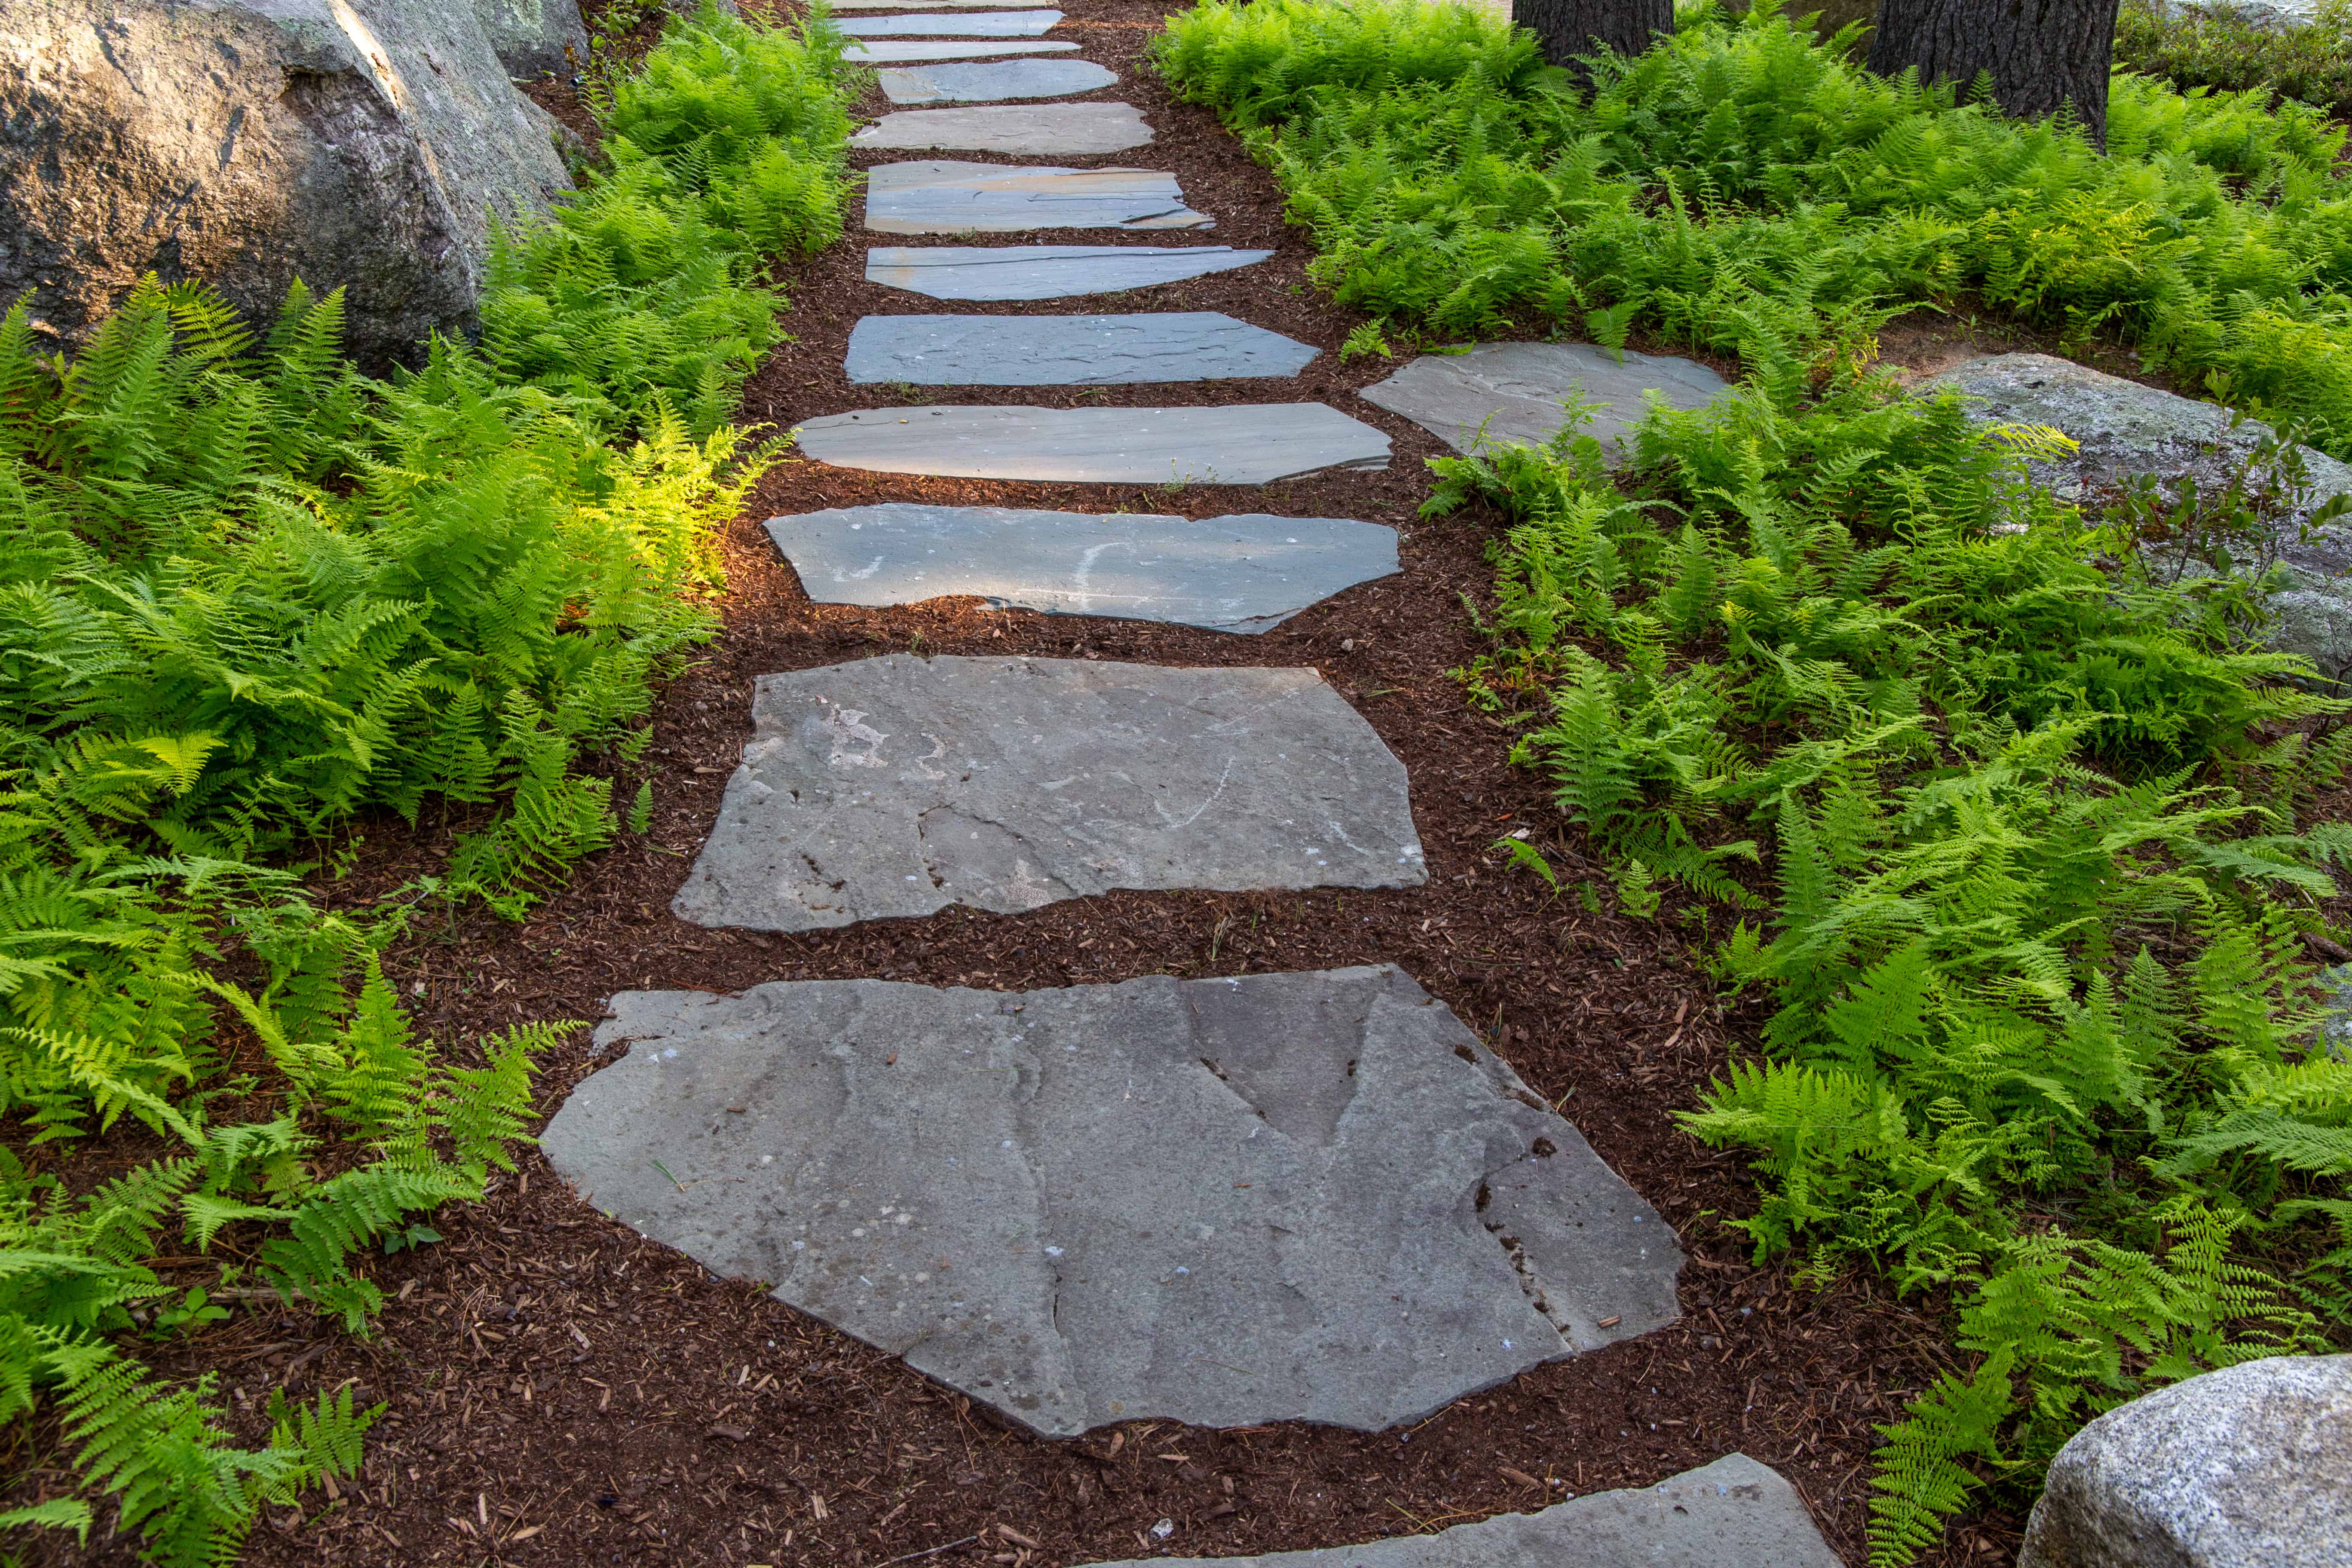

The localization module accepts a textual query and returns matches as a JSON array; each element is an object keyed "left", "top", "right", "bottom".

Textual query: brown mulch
[{"left": 9, "top": 6, "right": 2044, "bottom": 1567}]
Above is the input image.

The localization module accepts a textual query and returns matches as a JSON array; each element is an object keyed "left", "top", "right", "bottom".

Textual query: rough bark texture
[
  {"left": 1512, "top": 0, "right": 1674, "bottom": 76},
  {"left": 1867, "top": 0, "right": 2122, "bottom": 146}
]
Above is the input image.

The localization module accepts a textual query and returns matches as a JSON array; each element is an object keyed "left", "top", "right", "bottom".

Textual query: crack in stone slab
[
  {"left": 865, "top": 160, "right": 1211, "bottom": 234},
  {"left": 542, "top": 966, "right": 1682, "bottom": 1436},
  {"left": 791, "top": 404, "right": 1390, "bottom": 485},
  {"left": 876, "top": 60, "right": 1118, "bottom": 103}
]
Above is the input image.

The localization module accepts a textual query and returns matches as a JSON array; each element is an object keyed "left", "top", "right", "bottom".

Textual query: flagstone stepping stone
[
  {"left": 763, "top": 503, "right": 1397, "bottom": 632},
  {"left": 878, "top": 58, "right": 1118, "bottom": 103},
  {"left": 852, "top": 103, "right": 1152, "bottom": 154},
  {"left": 793, "top": 404, "right": 1389, "bottom": 484},
  {"left": 845, "top": 38, "right": 1078, "bottom": 62},
  {"left": 867, "top": 244, "right": 1272, "bottom": 301},
  {"left": 836, "top": 0, "right": 1046, "bottom": 8},
  {"left": 669, "top": 655, "right": 1423, "bottom": 931},
  {"left": 1071, "top": 1455, "right": 1842, "bottom": 1567},
  {"left": 845, "top": 312, "right": 1316, "bottom": 385},
  {"left": 866, "top": 161, "right": 1211, "bottom": 234},
  {"left": 836, "top": 8, "right": 1060, "bottom": 35},
  {"left": 1361, "top": 341, "right": 1733, "bottom": 457},
  {"left": 541, "top": 964, "right": 1680, "bottom": 1435}
]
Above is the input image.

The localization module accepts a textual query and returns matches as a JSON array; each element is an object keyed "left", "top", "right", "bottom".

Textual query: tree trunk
[
  {"left": 1513, "top": 0, "right": 1674, "bottom": 79},
  {"left": 1867, "top": 0, "right": 2122, "bottom": 147}
]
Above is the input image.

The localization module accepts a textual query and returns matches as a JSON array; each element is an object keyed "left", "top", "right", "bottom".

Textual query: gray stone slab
[
  {"left": 866, "top": 160, "right": 1210, "bottom": 234},
  {"left": 853, "top": 103, "right": 1151, "bottom": 153},
  {"left": 844, "top": 38, "right": 1078, "bottom": 61},
  {"left": 1074, "top": 1455, "right": 1841, "bottom": 1567},
  {"left": 542, "top": 964, "right": 1680, "bottom": 1435},
  {"left": 845, "top": 312, "right": 1316, "bottom": 385},
  {"left": 1360, "top": 341, "right": 1733, "bottom": 456},
  {"left": 836, "top": 0, "right": 1048, "bottom": 8},
  {"left": 670, "top": 655, "right": 1423, "bottom": 931},
  {"left": 877, "top": 59, "right": 1118, "bottom": 103},
  {"left": 763, "top": 503, "right": 1398, "bottom": 632},
  {"left": 836, "top": 8, "right": 1060, "bottom": 34},
  {"left": 867, "top": 244, "right": 1272, "bottom": 301},
  {"left": 793, "top": 404, "right": 1389, "bottom": 484}
]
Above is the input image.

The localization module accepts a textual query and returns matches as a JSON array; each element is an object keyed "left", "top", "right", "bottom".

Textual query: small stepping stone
[
  {"left": 878, "top": 58, "right": 1117, "bottom": 103},
  {"left": 845, "top": 38, "right": 1078, "bottom": 62},
  {"left": 1361, "top": 340, "right": 1733, "bottom": 456},
  {"left": 763, "top": 502, "right": 1398, "bottom": 631},
  {"left": 834, "top": 0, "right": 1044, "bottom": 8},
  {"left": 846, "top": 312, "right": 1316, "bottom": 386},
  {"left": 793, "top": 404, "right": 1390, "bottom": 484},
  {"left": 670, "top": 655, "right": 1423, "bottom": 931},
  {"left": 853, "top": 103, "right": 1151, "bottom": 154},
  {"left": 837, "top": 8, "right": 1060, "bottom": 35},
  {"left": 867, "top": 243, "right": 1271, "bottom": 301},
  {"left": 867, "top": 160, "right": 1211, "bottom": 234},
  {"left": 1071, "top": 1455, "right": 1843, "bottom": 1567},
  {"left": 541, "top": 965, "right": 1679, "bottom": 1434}
]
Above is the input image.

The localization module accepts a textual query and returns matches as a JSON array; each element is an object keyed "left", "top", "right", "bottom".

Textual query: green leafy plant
[{"left": 2116, "top": 0, "right": 2352, "bottom": 120}]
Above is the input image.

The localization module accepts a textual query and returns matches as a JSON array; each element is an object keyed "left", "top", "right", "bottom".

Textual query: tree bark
[
  {"left": 1514, "top": 0, "right": 1674, "bottom": 79},
  {"left": 1867, "top": 0, "right": 2122, "bottom": 147}
]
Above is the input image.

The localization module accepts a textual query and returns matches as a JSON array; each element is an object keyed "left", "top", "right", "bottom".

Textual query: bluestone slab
[
  {"left": 877, "top": 59, "right": 1118, "bottom": 102},
  {"left": 1072, "top": 1455, "right": 1840, "bottom": 1566},
  {"left": 836, "top": 9, "right": 1060, "bottom": 34},
  {"left": 762, "top": 502, "right": 1398, "bottom": 632},
  {"left": 542, "top": 965, "right": 1681, "bottom": 1435},
  {"left": 845, "top": 312, "right": 1316, "bottom": 385},
  {"left": 1361, "top": 341, "right": 1733, "bottom": 456},
  {"left": 867, "top": 244, "right": 1272, "bottom": 301},
  {"left": 836, "top": 0, "right": 1049, "bottom": 8},
  {"left": 670, "top": 655, "right": 1423, "bottom": 931},
  {"left": 853, "top": 103, "right": 1152, "bottom": 153},
  {"left": 793, "top": 404, "right": 1389, "bottom": 484},
  {"left": 845, "top": 38, "right": 1078, "bottom": 61},
  {"left": 866, "top": 160, "right": 1210, "bottom": 233}
]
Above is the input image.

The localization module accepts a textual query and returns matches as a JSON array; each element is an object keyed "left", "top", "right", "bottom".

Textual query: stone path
[
  {"left": 845, "top": 38, "right": 1079, "bottom": 62},
  {"left": 867, "top": 243, "right": 1272, "bottom": 300},
  {"left": 837, "top": 8, "right": 1064, "bottom": 35},
  {"left": 792, "top": 404, "right": 1390, "bottom": 483},
  {"left": 845, "top": 311, "right": 1316, "bottom": 384},
  {"left": 852, "top": 102, "right": 1152, "bottom": 152},
  {"left": 1362, "top": 341, "right": 1733, "bottom": 456},
  {"left": 865, "top": 161, "right": 1213, "bottom": 233},
  {"left": 877, "top": 59, "right": 1119, "bottom": 102}
]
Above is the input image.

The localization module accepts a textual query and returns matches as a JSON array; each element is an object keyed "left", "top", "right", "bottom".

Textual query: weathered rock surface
[
  {"left": 1920, "top": 353, "right": 2352, "bottom": 681},
  {"left": 1075, "top": 1455, "right": 1842, "bottom": 1567},
  {"left": 865, "top": 161, "right": 1211, "bottom": 233},
  {"left": 845, "top": 312, "right": 1315, "bottom": 385},
  {"left": 474, "top": 0, "right": 589, "bottom": 75},
  {"left": 876, "top": 58, "right": 1118, "bottom": 101},
  {"left": 2017, "top": 1354, "right": 2352, "bottom": 1568},
  {"left": 793, "top": 404, "right": 1390, "bottom": 484},
  {"left": 542, "top": 965, "right": 1678, "bottom": 1434},
  {"left": 1360, "top": 341, "right": 1733, "bottom": 456},
  {"left": 852, "top": 103, "right": 1151, "bottom": 153},
  {"left": 671, "top": 655, "right": 1424, "bottom": 931},
  {"left": 836, "top": 7, "right": 1061, "bottom": 34},
  {"left": 2147, "top": 0, "right": 2319, "bottom": 29},
  {"left": 0, "top": 0, "right": 573, "bottom": 366},
  {"left": 867, "top": 244, "right": 1271, "bottom": 300},
  {"left": 837, "top": 0, "right": 1045, "bottom": 7},
  {"left": 763, "top": 502, "right": 1398, "bottom": 631},
  {"left": 845, "top": 37, "right": 1078, "bottom": 61}
]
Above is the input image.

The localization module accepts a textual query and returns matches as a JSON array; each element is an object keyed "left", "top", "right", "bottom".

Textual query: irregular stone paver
[
  {"left": 867, "top": 243, "right": 1271, "bottom": 300},
  {"left": 877, "top": 59, "right": 1118, "bottom": 103},
  {"left": 836, "top": 8, "right": 1060, "bottom": 34},
  {"left": 844, "top": 38, "right": 1078, "bottom": 62},
  {"left": 1076, "top": 1455, "right": 1842, "bottom": 1567},
  {"left": 1361, "top": 341, "right": 1733, "bottom": 456},
  {"left": 836, "top": 0, "right": 1051, "bottom": 7},
  {"left": 763, "top": 502, "right": 1398, "bottom": 631},
  {"left": 670, "top": 655, "right": 1423, "bottom": 931},
  {"left": 793, "top": 404, "right": 1390, "bottom": 484},
  {"left": 542, "top": 964, "right": 1678, "bottom": 1435},
  {"left": 852, "top": 103, "right": 1151, "bottom": 154},
  {"left": 845, "top": 312, "right": 1316, "bottom": 385},
  {"left": 866, "top": 161, "right": 1210, "bottom": 234}
]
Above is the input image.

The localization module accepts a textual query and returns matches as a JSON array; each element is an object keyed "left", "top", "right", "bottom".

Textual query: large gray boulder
[
  {"left": 0, "top": 0, "right": 573, "bottom": 366},
  {"left": 2017, "top": 1354, "right": 2352, "bottom": 1568},
  {"left": 474, "top": 0, "right": 590, "bottom": 76}
]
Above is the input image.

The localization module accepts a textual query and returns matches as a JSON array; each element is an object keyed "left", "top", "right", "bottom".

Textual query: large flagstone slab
[
  {"left": 836, "top": 0, "right": 1046, "bottom": 8},
  {"left": 877, "top": 59, "right": 1117, "bottom": 102},
  {"left": 845, "top": 312, "right": 1316, "bottom": 385},
  {"left": 845, "top": 38, "right": 1078, "bottom": 61},
  {"left": 853, "top": 103, "right": 1151, "bottom": 153},
  {"left": 867, "top": 244, "right": 1272, "bottom": 301},
  {"left": 1361, "top": 341, "right": 1733, "bottom": 457},
  {"left": 793, "top": 404, "right": 1389, "bottom": 484},
  {"left": 541, "top": 965, "right": 1680, "bottom": 1435},
  {"left": 763, "top": 502, "right": 1397, "bottom": 631},
  {"left": 866, "top": 161, "right": 1211, "bottom": 234},
  {"left": 670, "top": 655, "right": 1423, "bottom": 931},
  {"left": 1072, "top": 1455, "right": 1841, "bottom": 1567},
  {"left": 837, "top": 8, "right": 1060, "bottom": 34}
]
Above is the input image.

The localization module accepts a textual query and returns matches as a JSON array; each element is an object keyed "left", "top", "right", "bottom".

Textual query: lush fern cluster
[
  {"left": 2115, "top": 0, "right": 2352, "bottom": 120},
  {"left": 1426, "top": 371, "right": 2352, "bottom": 1563},
  {"left": 1153, "top": 0, "right": 2352, "bottom": 455}
]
